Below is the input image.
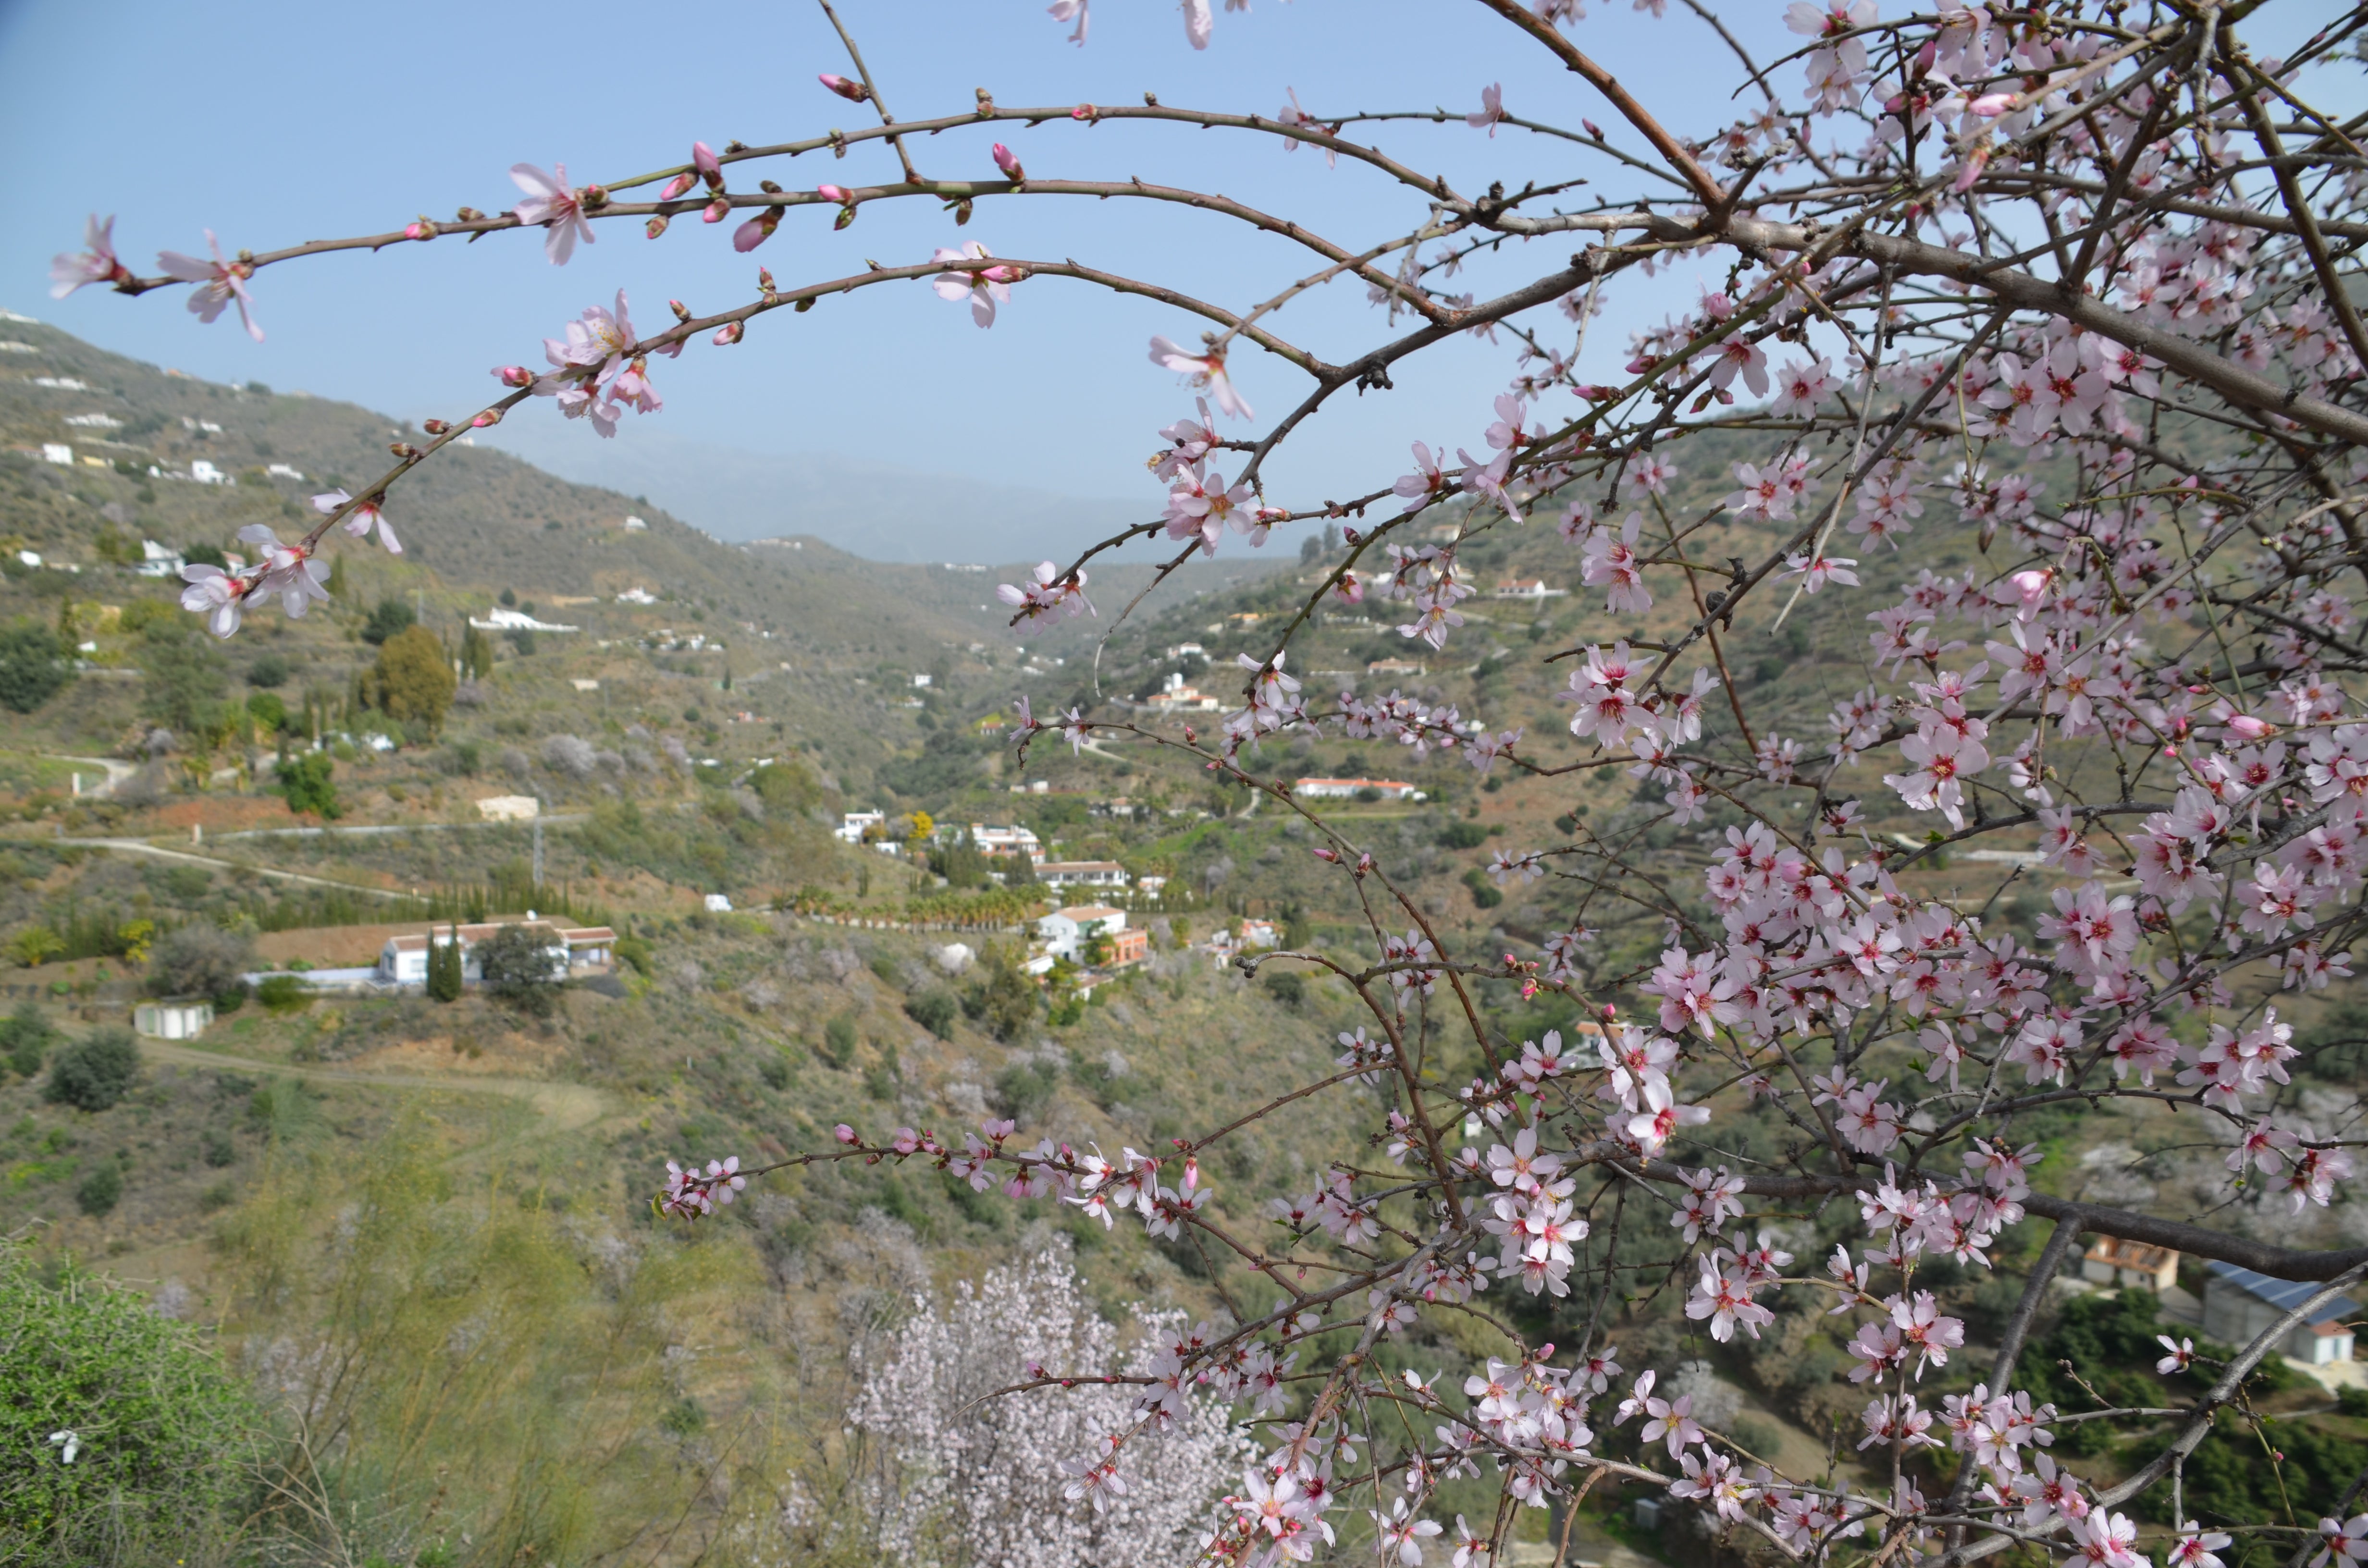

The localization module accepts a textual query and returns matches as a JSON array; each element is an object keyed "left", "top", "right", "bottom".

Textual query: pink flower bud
[
  {"left": 660, "top": 172, "right": 697, "bottom": 201},
  {"left": 818, "top": 73, "right": 870, "bottom": 102},
  {"left": 703, "top": 197, "right": 730, "bottom": 224},
  {"left": 817, "top": 184, "right": 851, "bottom": 205},
  {"left": 1952, "top": 147, "right": 1990, "bottom": 193},
  {"left": 733, "top": 212, "right": 778, "bottom": 253},
  {"left": 669, "top": 299, "right": 691, "bottom": 321},
  {"left": 493, "top": 365, "right": 533, "bottom": 388},
  {"left": 2226, "top": 714, "right": 2276, "bottom": 741},
  {"left": 422, "top": 418, "right": 450, "bottom": 435},
  {"left": 1070, "top": 103, "right": 1098, "bottom": 121},
  {"left": 471, "top": 410, "right": 501, "bottom": 428},
  {"left": 1913, "top": 37, "right": 1937, "bottom": 74},
  {"left": 992, "top": 143, "right": 1024, "bottom": 180},
  {"left": 693, "top": 140, "right": 722, "bottom": 182},
  {"left": 1313, "top": 846, "right": 1341, "bottom": 862},
  {"left": 713, "top": 322, "right": 743, "bottom": 346},
  {"left": 1968, "top": 93, "right": 2015, "bottom": 118},
  {"left": 644, "top": 215, "right": 670, "bottom": 239},
  {"left": 833, "top": 1123, "right": 858, "bottom": 1144}
]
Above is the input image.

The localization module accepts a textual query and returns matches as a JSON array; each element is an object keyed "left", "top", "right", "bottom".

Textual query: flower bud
[
  {"left": 757, "top": 268, "right": 776, "bottom": 294},
  {"left": 456, "top": 206, "right": 484, "bottom": 221},
  {"left": 992, "top": 142, "right": 1024, "bottom": 181},
  {"left": 703, "top": 197, "right": 730, "bottom": 225},
  {"left": 1967, "top": 92, "right": 2015, "bottom": 118},
  {"left": 713, "top": 322, "right": 744, "bottom": 346},
  {"left": 580, "top": 184, "right": 608, "bottom": 209},
  {"left": 833, "top": 1122, "right": 859, "bottom": 1143},
  {"left": 817, "top": 184, "right": 851, "bottom": 205},
  {"left": 645, "top": 214, "right": 670, "bottom": 239},
  {"left": 734, "top": 211, "right": 781, "bottom": 253},
  {"left": 422, "top": 418, "right": 450, "bottom": 435},
  {"left": 472, "top": 409, "right": 502, "bottom": 428},
  {"left": 390, "top": 442, "right": 420, "bottom": 459},
  {"left": 404, "top": 217, "right": 439, "bottom": 241},
  {"left": 818, "top": 73, "right": 870, "bottom": 102},
  {"left": 659, "top": 173, "right": 696, "bottom": 201},
  {"left": 493, "top": 365, "right": 534, "bottom": 388},
  {"left": 1071, "top": 103, "right": 1097, "bottom": 121},
  {"left": 669, "top": 298, "right": 691, "bottom": 322},
  {"left": 693, "top": 140, "right": 723, "bottom": 188}
]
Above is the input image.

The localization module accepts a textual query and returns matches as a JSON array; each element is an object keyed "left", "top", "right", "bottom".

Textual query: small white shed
[{"left": 134, "top": 1001, "right": 213, "bottom": 1041}]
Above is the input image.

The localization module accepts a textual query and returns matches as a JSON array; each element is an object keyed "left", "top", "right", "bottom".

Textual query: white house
[
  {"left": 188, "top": 459, "right": 228, "bottom": 485},
  {"left": 134, "top": 1000, "right": 213, "bottom": 1040},
  {"left": 265, "top": 463, "right": 306, "bottom": 480},
  {"left": 1037, "top": 905, "right": 1127, "bottom": 962},
  {"left": 375, "top": 919, "right": 604, "bottom": 987},
  {"left": 703, "top": 894, "right": 734, "bottom": 913},
  {"left": 968, "top": 823, "right": 1045, "bottom": 864},
  {"left": 836, "top": 810, "right": 887, "bottom": 844},
  {"left": 1240, "top": 919, "right": 1280, "bottom": 949},
  {"left": 1144, "top": 672, "right": 1223, "bottom": 713},
  {"left": 1493, "top": 578, "right": 1568, "bottom": 600},
  {"left": 624, "top": 515, "right": 648, "bottom": 530},
  {"left": 40, "top": 443, "right": 72, "bottom": 467},
  {"left": 1038, "top": 860, "right": 1129, "bottom": 890},
  {"left": 2202, "top": 1262, "right": 2359, "bottom": 1364},
  {"left": 1294, "top": 777, "right": 1421, "bottom": 801},
  {"left": 617, "top": 587, "right": 657, "bottom": 604},
  {"left": 1135, "top": 875, "right": 1170, "bottom": 899},
  {"left": 136, "top": 539, "right": 185, "bottom": 577},
  {"left": 469, "top": 606, "right": 579, "bottom": 633}
]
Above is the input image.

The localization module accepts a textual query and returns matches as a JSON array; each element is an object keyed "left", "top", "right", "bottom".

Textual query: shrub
[
  {"left": 0, "top": 1003, "right": 54, "bottom": 1077},
  {"left": 477, "top": 923, "right": 560, "bottom": 1016},
  {"left": 44, "top": 1028, "right": 140, "bottom": 1112},
  {"left": 148, "top": 923, "right": 253, "bottom": 1000},
  {"left": 1261, "top": 971, "right": 1305, "bottom": 1007},
  {"left": 369, "top": 624, "right": 456, "bottom": 731},
  {"left": 0, "top": 1244, "right": 262, "bottom": 1551},
  {"left": 1437, "top": 820, "right": 1489, "bottom": 849},
  {"left": 0, "top": 623, "right": 74, "bottom": 714},
  {"left": 244, "top": 689, "right": 287, "bottom": 731},
  {"left": 246, "top": 651, "right": 289, "bottom": 687},
  {"left": 822, "top": 1013, "right": 859, "bottom": 1068},
  {"left": 276, "top": 750, "right": 340, "bottom": 818},
  {"left": 906, "top": 990, "right": 959, "bottom": 1039},
  {"left": 254, "top": 974, "right": 311, "bottom": 1014},
  {"left": 360, "top": 596, "right": 416, "bottom": 646},
  {"left": 542, "top": 734, "right": 597, "bottom": 779},
  {"left": 75, "top": 1160, "right": 123, "bottom": 1215}
]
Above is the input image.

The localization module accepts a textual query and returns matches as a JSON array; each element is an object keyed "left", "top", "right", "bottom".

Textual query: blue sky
[{"left": 2, "top": 0, "right": 2355, "bottom": 536}]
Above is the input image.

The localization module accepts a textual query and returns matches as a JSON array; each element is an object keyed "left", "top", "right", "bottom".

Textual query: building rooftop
[{"left": 2206, "top": 1260, "right": 2360, "bottom": 1324}]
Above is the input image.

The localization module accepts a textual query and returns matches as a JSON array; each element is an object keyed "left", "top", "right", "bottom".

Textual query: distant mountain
[{"left": 481, "top": 422, "right": 1152, "bottom": 565}]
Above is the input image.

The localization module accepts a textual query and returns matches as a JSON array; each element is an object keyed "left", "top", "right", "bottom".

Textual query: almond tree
[{"left": 59, "top": 2, "right": 2368, "bottom": 1565}]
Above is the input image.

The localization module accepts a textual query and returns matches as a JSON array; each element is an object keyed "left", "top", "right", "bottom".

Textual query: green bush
[
  {"left": 44, "top": 1029, "right": 140, "bottom": 1113},
  {"left": 476, "top": 924, "right": 560, "bottom": 1016},
  {"left": 1, "top": 1003, "right": 54, "bottom": 1078},
  {"left": 0, "top": 623, "right": 74, "bottom": 714},
  {"left": 1437, "top": 820, "right": 1489, "bottom": 849},
  {"left": 905, "top": 990, "right": 959, "bottom": 1039},
  {"left": 74, "top": 1160, "right": 122, "bottom": 1215},
  {"left": 253, "top": 974, "right": 311, "bottom": 1015},
  {"left": 822, "top": 1013, "right": 859, "bottom": 1068},
  {"left": 276, "top": 751, "right": 341, "bottom": 819},
  {"left": 0, "top": 1245, "right": 262, "bottom": 1551}
]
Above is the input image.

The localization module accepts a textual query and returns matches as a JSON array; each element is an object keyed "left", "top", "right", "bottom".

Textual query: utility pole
[{"left": 532, "top": 815, "right": 544, "bottom": 892}]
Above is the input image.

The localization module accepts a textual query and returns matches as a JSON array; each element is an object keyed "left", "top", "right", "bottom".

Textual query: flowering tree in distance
[{"left": 57, "top": 1, "right": 2368, "bottom": 1566}]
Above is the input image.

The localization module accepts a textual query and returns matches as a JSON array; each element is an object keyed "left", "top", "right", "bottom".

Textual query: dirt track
[{"left": 137, "top": 1038, "right": 613, "bottom": 1132}]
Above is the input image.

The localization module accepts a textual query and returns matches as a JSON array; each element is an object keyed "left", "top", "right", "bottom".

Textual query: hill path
[{"left": 137, "top": 1039, "right": 613, "bottom": 1132}]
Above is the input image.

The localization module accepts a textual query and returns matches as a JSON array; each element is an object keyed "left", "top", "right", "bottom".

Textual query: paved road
[
  {"left": 137, "top": 1038, "right": 614, "bottom": 1133},
  {"left": 46, "top": 754, "right": 137, "bottom": 799}
]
